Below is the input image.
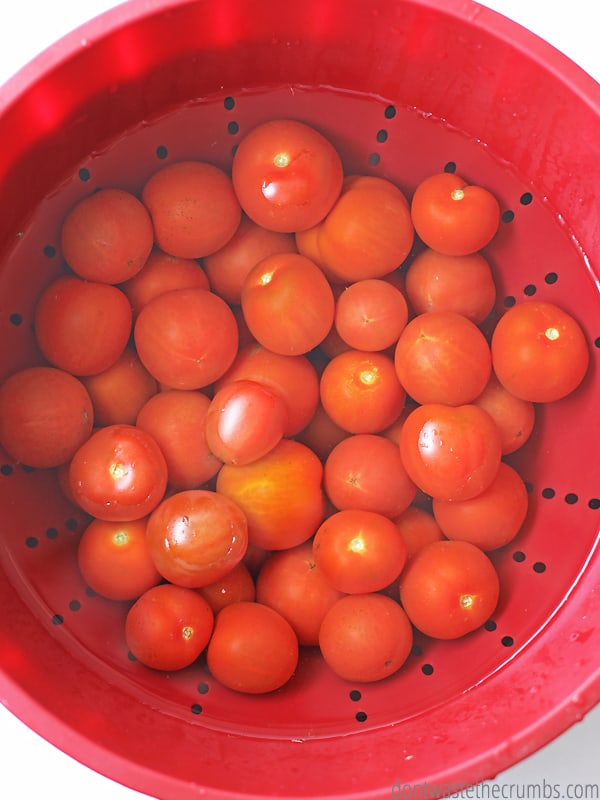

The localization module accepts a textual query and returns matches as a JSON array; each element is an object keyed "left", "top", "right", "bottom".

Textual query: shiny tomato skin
[
  {"left": 318, "top": 593, "right": 413, "bottom": 683},
  {"left": 146, "top": 489, "right": 248, "bottom": 588},
  {"left": 399, "top": 539, "right": 500, "bottom": 639},
  {"left": 231, "top": 119, "right": 344, "bottom": 233},
  {"left": 399, "top": 403, "right": 502, "bottom": 501},
  {"left": 125, "top": 583, "right": 215, "bottom": 671},
  {"left": 206, "top": 601, "right": 299, "bottom": 694},
  {"left": 490, "top": 300, "right": 590, "bottom": 402},
  {"left": 69, "top": 424, "right": 168, "bottom": 521}
]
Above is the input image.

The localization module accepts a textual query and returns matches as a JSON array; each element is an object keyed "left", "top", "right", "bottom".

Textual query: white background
[{"left": 0, "top": 1, "right": 599, "bottom": 798}]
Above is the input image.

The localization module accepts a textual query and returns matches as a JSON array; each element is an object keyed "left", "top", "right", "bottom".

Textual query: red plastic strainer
[{"left": 0, "top": 1, "right": 598, "bottom": 798}]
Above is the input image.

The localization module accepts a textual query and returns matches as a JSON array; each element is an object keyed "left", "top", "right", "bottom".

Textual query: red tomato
[
  {"left": 394, "top": 311, "right": 492, "bottom": 406},
  {"left": 432, "top": 462, "right": 529, "bottom": 551},
  {"left": 81, "top": 346, "right": 158, "bottom": 427},
  {"left": 142, "top": 160, "right": 241, "bottom": 258},
  {"left": 399, "top": 540, "right": 500, "bottom": 639},
  {"left": 34, "top": 275, "right": 132, "bottom": 376},
  {"left": 255, "top": 541, "right": 344, "bottom": 646},
  {"left": 77, "top": 517, "right": 162, "bottom": 601},
  {"left": 323, "top": 434, "right": 416, "bottom": 518},
  {"left": 205, "top": 379, "right": 287, "bottom": 465},
  {"left": 214, "top": 343, "right": 319, "bottom": 436},
  {"left": 197, "top": 561, "right": 256, "bottom": 614},
  {"left": 491, "top": 300, "right": 590, "bottom": 402},
  {"left": 472, "top": 371, "right": 535, "bottom": 454},
  {"left": 318, "top": 593, "right": 413, "bottom": 683},
  {"left": 320, "top": 349, "right": 406, "bottom": 434},
  {"left": 410, "top": 172, "right": 501, "bottom": 256},
  {"left": 206, "top": 601, "right": 299, "bottom": 694},
  {"left": 231, "top": 119, "right": 343, "bottom": 233},
  {"left": 133, "top": 288, "right": 239, "bottom": 389},
  {"left": 203, "top": 214, "right": 298, "bottom": 304},
  {"left": 69, "top": 424, "right": 168, "bottom": 521},
  {"left": 334, "top": 278, "right": 409, "bottom": 351},
  {"left": 145, "top": 489, "right": 248, "bottom": 588},
  {"left": 216, "top": 438, "right": 325, "bottom": 550},
  {"left": 399, "top": 403, "right": 502, "bottom": 501},
  {"left": 295, "top": 402, "right": 349, "bottom": 462},
  {"left": 136, "top": 389, "right": 222, "bottom": 490},
  {"left": 404, "top": 248, "right": 497, "bottom": 324},
  {"left": 313, "top": 509, "right": 408, "bottom": 594},
  {"left": 125, "top": 583, "right": 214, "bottom": 671},
  {"left": 393, "top": 505, "right": 445, "bottom": 561},
  {"left": 60, "top": 188, "right": 154, "bottom": 284},
  {"left": 119, "top": 247, "right": 210, "bottom": 318},
  {"left": 241, "top": 252, "right": 335, "bottom": 355},
  {"left": 0, "top": 366, "right": 93, "bottom": 468}
]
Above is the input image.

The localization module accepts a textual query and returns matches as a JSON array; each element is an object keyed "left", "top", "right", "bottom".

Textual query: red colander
[{"left": 0, "top": 1, "right": 598, "bottom": 798}]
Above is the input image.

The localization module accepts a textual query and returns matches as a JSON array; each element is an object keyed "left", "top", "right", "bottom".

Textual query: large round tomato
[
  {"left": 398, "top": 540, "right": 500, "bottom": 639},
  {"left": 231, "top": 118, "right": 344, "bottom": 233},
  {"left": 145, "top": 489, "right": 248, "bottom": 588}
]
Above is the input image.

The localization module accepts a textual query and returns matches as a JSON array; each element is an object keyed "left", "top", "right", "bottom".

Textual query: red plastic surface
[{"left": 0, "top": 1, "right": 599, "bottom": 798}]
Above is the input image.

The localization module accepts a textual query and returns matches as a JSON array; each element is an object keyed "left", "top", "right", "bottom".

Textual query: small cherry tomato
[
  {"left": 334, "top": 278, "right": 409, "bottom": 351},
  {"left": 472, "top": 371, "right": 535, "bottom": 454},
  {"left": 197, "top": 561, "right": 256, "bottom": 614},
  {"left": 393, "top": 505, "right": 445, "bottom": 561}
]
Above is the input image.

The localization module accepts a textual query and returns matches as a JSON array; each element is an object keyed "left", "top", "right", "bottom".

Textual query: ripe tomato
[
  {"left": 318, "top": 593, "right": 413, "bottom": 683},
  {"left": 197, "top": 561, "right": 256, "bottom": 614},
  {"left": 133, "top": 288, "right": 239, "bottom": 389},
  {"left": 60, "top": 188, "right": 154, "bottom": 284},
  {"left": 393, "top": 505, "right": 445, "bottom": 561},
  {"left": 398, "top": 540, "right": 500, "bottom": 639},
  {"left": 334, "top": 278, "right": 409, "bottom": 351},
  {"left": 320, "top": 349, "right": 406, "bottom": 434},
  {"left": 125, "top": 583, "right": 214, "bottom": 671},
  {"left": 432, "top": 461, "right": 529, "bottom": 551},
  {"left": 34, "top": 275, "right": 132, "bottom": 376},
  {"left": 81, "top": 346, "right": 158, "bottom": 427},
  {"left": 119, "top": 247, "right": 210, "bottom": 318},
  {"left": 399, "top": 403, "right": 502, "bottom": 501},
  {"left": 472, "top": 371, "right": 535, "bottom": 454},
  {"left": 491, "top": 300, "right": 590, "bottom": 402},
  {"left": 214, "top": 343, "right": 319, "bottom": 436},
  {"left": 255, "top": 541, "right": 344, "bottom": 646},
  {"left": 136, "top": 389, "right": 222, "bottom": 490},
  {"left": 231, "top": 118, "right": 344, "bottom": 233},
  {"left": 312, "top": 509, "right": 408, "bottom": 594},
  {"left": 0, "top": 366, "right": 93, "bottom": 468},
  {"left": 216, "top": 438, "right": 325, "bottom": 550},
  {"left": 69, "top": 424, "right": 168, "bottom": 521},
  {"left": 394, "top": 310, "right": 492, "bottom": 406},
  {"left": 141, "top": 160, "right": 241, "bottom": 258},
  {"left": 323, "top": 433, "right": 416, "bottom": 518},
  {"left": 77, "top": 517, "right": 162, "bottom": 601},
  {"left": 206, "top": 601, "right": 299, "bottom": 694},
  {"left": 203, "top": 214, "right": 298, "bottom": 304},
  {"left": 295, "top": 402, "right": 349, "bottom": 463},
  {"left": 404, "top": 248, "right": 496, "bottom": 324},
  {"left": 410, "top": 172, "right": 500, "bottom": 256},
  {"left": 146, "top": 489, "right": 248, "bottom": 588},
  {"left": 205, "top": 379, "right": 287, "bottom": 465},
  {"left": 241, "top": 252, "right": 335, "bottom": 356}
]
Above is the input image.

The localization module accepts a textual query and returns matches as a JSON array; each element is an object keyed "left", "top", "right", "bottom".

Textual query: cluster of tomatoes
[{"left": 0, "top": 119, "right": 590, "bottom": 694}]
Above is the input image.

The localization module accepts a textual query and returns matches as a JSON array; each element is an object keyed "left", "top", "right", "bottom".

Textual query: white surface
[{"left": 0, "top": 1, "right": 599, "bottom": 798}]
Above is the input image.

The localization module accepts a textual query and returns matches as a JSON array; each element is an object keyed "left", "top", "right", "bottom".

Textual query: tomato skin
[
  {"left": 334, "top": 278, "right": 409, "bottom": 352},
  {"left": 231, "top": 119, "right": 344, "bottom": 233},
  {"left": 255, "top": 541, "right": 344, "bottom": 646},
  {"left": 197, "top": 561, "right": 256, "bottom": 614},
  {"left": 399, "top": 403, "right": 502, "bottom": 501},
  {"left": 126, "top": 583, "right": 215, "bottom": 671},
  {"left": 206, "top": 601, "right": 299, "bottom": 694},
  {"left": 295, "top": 402, "right": 349, "bottom": 463},
  {"left": 399, "top": 540, "right": 500, "bottom": 639},
  {"left": 0, "top": 366, "right": 93, "bottom": 468},
  {"left": 61, "top": 188, "right": 154, "bottom": 284},
  {"left": 394, "top": 310, "right": 492, "bottom": 406},
  {"left": 318, "top": 593, "right": 413, "bottom": 683},
  {"left": 146, "top": 489, "right": 248, "bottom": 588},
  {"left": 410, "top": 172, "right": 500, "bottom": 256},
  {"left": 393, "top": 505, "right": 445, "bottom": 561},
  {"left": 69, "top": 424, "right": 168, "bottom": 521},
  {"left": 313, "top": 509, "right": 408, "bottom": 594},
  {"left": 491, "top": 300, "right": 590, "bottom": 402},
  {"left": 472, "top": 371, "right": 535, "bottom": 455},
  {"left": 77, "top": 517, "right": 162, "bottom": 601}
]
